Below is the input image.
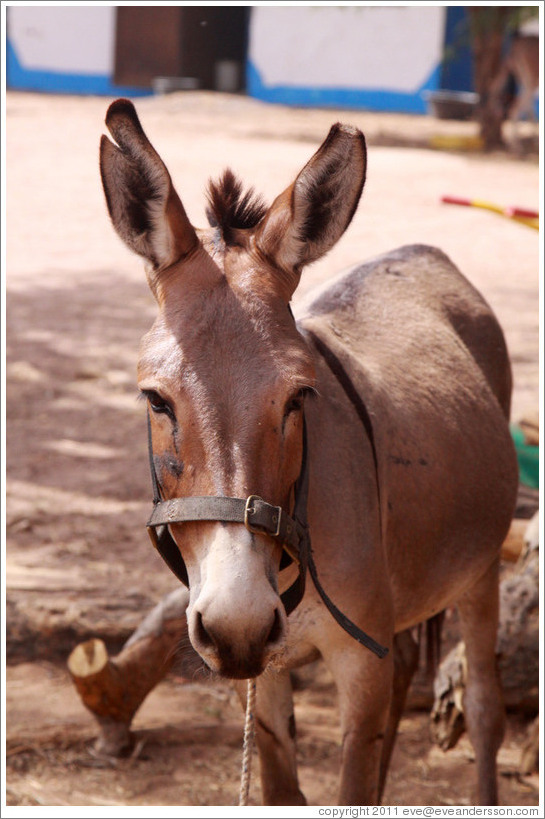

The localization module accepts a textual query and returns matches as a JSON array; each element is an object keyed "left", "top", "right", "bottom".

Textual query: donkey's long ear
[
  {"left": 255, "top": 124, "right": 366, "bottom": 295},
  {"left": 100, "top": 99, "right": 198, "bottom": 276}
]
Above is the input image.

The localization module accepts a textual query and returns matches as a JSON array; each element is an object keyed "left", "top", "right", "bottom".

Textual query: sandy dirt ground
[{"left": 4, "top": 90, "right": 540, "bottom": 809}]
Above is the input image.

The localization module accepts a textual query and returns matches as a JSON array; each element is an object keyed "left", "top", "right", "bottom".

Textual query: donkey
[
  {"left": 490, "top": 33, "right": 539, "bottom": 147},
  {"left": 99, "top": 99, "right": 518, "bottom": 805}
]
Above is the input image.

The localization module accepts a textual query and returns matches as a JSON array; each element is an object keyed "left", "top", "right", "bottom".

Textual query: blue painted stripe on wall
[
  {"left": 6, "top": 38, "right": 152, "bottom": 97},
  {"left": 441, "top": 6, "right": 474, "bottom": 92},
  {"left": 246, "top": 61, "right": 441, "bottom": 115}
]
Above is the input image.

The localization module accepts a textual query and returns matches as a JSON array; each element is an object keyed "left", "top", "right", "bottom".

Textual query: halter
[
  {"left": 146, "top": 414, "right": 310, "bottom": 616},
  {"left": 145, "top": 330, "right": 389, "bottom": 660}
]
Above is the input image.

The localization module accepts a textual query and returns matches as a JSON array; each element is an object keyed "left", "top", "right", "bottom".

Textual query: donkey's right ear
[{"left": 100, "top": 99, "right": 198, "bottom": 276}]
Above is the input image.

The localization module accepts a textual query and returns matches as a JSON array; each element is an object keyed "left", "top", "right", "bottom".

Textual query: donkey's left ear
[
  {"left": 100, "top": 99, "right": 198, "bottom": 276},
  {"left": 255, "top": 124, "right": 366, "bottom": 292}
]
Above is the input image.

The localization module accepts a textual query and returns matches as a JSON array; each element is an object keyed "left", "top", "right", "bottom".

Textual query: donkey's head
[{"left": 100, "top": 99, "right": 366, "bottom": 678}]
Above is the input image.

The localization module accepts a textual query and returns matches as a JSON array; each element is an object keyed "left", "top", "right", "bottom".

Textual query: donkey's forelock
[{"left": 206, "top": 169, "right": 268, "bottom": 244}]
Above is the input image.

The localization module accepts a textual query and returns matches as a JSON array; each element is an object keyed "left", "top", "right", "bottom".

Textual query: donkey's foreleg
[
  {"left": 378, "top": 628, "right": 419, "bottom": 801},
  {"left": 234, "top": 670, "right": 306, "bottom": 806},
  {"left": 457, "top": 557, "right": 504, "bottom": 805},
  {"left": 330, "top": 640, "right": 394, "bottom": 805}
]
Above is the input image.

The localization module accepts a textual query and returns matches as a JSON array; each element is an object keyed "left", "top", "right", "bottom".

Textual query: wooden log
[
  {"left": 513, "top": 483, "right": 539, "bottom": 520},
  {"left": 500, "top": 518, "right": 530, "bottom": 563},
  {"left": 498, "top": 480, "right": 539, "bottom": 564},
  {"left": 428, "top": 641, "right": 468, "bottom": 750},
  {"left": 518, "top": 411, "right": 539, "bottom": 447},
  {"left": 519, "top": 715, "right": 539, "bottom": 775},
  {"left": 430, "top": 513, "right": 539, "bottom": 771},
  {"left": 68, "top": 587, "right": 193, "bottom": 755}
]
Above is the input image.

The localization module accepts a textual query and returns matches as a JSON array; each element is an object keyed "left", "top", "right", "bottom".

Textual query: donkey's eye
[
  {"left": 142, "top": 390, "right": 175, "bottom": 419},
  {"left": 284, "top": 388, "right": 310, "bottom": 417}
]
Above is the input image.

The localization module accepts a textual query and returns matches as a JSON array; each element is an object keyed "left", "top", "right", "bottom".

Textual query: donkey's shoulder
[
  {"left": 297, "top": 244, "right": 512, "bottom": 417},
  {"left": 297, "top": 244, "right": 472, "bottom": 321}
]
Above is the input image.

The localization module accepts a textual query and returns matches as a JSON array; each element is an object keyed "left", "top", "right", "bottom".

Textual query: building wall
[
  {"left": 6, "top": 6, "right": 149, "bottom": 96},
  {"left": 247, "top": 6, "right": 447, "bottom": 113},
  {"left": 7, "top": 5, "right": 484, "bottom": 115}
]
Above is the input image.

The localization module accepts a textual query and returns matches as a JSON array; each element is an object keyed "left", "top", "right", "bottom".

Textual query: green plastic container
[{"left": 510, "top": 425, "right": 539, "bottom": 489}]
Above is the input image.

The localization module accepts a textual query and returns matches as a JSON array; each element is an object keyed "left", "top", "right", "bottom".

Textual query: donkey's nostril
[
  {"left": 266, "top": 607, "right": 283, "bottom": 646},
  {"left": 195, "top": 610, "right": 214, "bottom": 649},
  {"left": 191, "top": 603, "right": 285, "bottom": 678}
]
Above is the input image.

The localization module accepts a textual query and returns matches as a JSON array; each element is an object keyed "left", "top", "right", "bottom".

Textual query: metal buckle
[
  {"left": 270, "top": 506, "right": 282, "bottom": 538},
  {"left": 244, "top": 495, "right": 282, "bottom": 538}
]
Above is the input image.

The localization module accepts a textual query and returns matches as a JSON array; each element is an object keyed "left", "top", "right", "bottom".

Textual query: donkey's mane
[{"left": 206, "top": 169, "right": 268, "bottom": 242}]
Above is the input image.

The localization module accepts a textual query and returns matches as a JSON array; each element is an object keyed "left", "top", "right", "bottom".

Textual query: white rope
[{"left": 238, "top": 677, "right": 257, "bottom": 806}]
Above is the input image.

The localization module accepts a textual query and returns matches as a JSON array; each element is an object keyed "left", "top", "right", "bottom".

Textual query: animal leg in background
[{"left": 490, "top": 34, "right": 539, "bottom": 147}]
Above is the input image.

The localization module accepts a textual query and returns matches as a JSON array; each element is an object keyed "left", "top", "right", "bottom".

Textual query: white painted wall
[
  {"left": 249, "top": 6, "right": 445, "bottom": 93},
  {"left": 7, "top": 4, "right": 450, "bottom": 109},
  {"left": 8, "top": 5, "right": 116, "bottom": 75}
]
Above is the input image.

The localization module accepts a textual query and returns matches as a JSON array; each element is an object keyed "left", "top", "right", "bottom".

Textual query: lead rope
[{"left": 238, "top": 678, "right": 257, "bottom": 806}]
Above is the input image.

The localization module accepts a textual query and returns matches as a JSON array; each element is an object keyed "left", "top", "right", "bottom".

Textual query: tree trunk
[
  {"left": 468, "top": 7, "right": 511, "bottom": 150},
  {"left": 68, "top": 587, "right": 193, "bottom": 755}
]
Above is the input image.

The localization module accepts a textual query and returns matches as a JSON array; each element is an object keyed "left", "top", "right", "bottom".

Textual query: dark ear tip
[
  {"left": 106, "top": 98, "right": 136, "bottom": 119},
  {"left": 105, "top": 98, "right": 142, "bottom": 137}
]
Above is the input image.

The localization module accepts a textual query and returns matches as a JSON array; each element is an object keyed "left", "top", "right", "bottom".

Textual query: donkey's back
[{"left": 302, "top": 243, "right": 512, "bottom": 417}]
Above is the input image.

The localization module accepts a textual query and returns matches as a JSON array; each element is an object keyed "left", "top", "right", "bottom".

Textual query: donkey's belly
[{"left": 384, "top": 401, "right": 517, "bottom": 631}]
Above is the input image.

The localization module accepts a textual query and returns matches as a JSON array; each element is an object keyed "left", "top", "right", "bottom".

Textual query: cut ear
[
  {"left": 255, "top": 124, "right": 366, "bottom": 295},
  {"left": 99, "top": 99, "right": 198, "bottom": 276}
]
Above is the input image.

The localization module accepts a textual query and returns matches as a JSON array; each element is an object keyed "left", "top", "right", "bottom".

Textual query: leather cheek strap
[{"left": 147, "top": 522, "right": 190, "bottom": 586}]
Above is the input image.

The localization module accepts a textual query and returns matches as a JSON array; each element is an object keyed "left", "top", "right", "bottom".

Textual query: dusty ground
[{"left": 4, "top": 90, "right": 540, "bottom": 809}]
